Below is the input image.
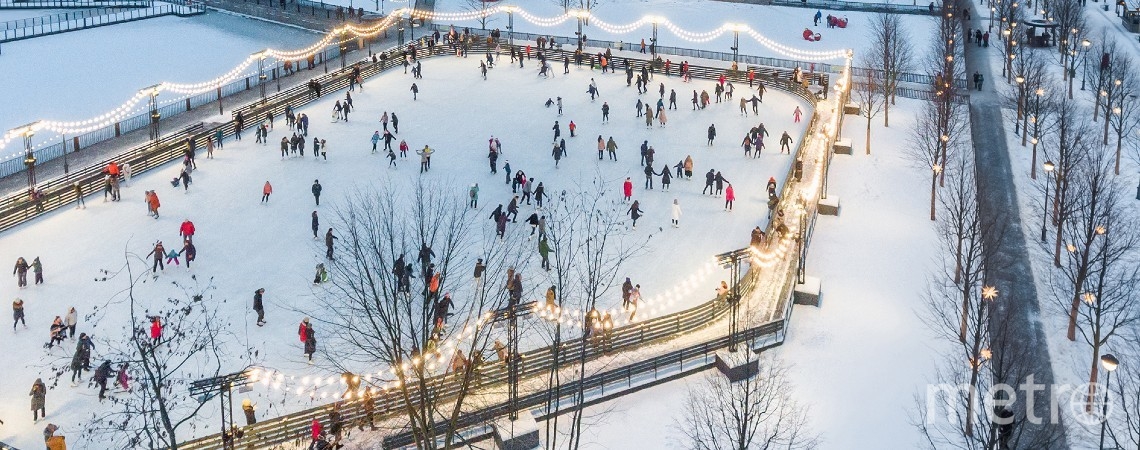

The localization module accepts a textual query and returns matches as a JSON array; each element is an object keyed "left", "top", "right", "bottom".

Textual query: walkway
[{"left": 963, "top": 2, "right": 1067, "bottom": 445}]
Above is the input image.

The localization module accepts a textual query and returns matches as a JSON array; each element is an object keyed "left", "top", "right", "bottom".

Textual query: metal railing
[
  {"left": 0, "top": 0, "right": 150, "bottom": 8},
  {"left": 381, "top": 319, "right": 788, "bottom": 449},
  {"left": 1, "top": 3, "right": 204, "bottom": 42},
  {"left": 849, "top": 66, "right": 969, "bottom": 90},
  {"left": 767, "top": 0, "right": 935, "bottom": 15},
  {"left": 0, "top": 39, "right": 358, "bottom": 179}
]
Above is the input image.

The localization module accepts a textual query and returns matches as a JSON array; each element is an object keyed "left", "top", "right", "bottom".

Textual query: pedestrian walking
[
  {"left": 30, "top": 378, "right": 47, "bottom": 421},
  {"left": 253, "top": 288, "right": 266, "bottom": 326},
  {"left": 312, "top": 180, "right": 322, "bottom": 206},
  {"left": 325, "top": 228, "right": 337, "bottom": 260}
]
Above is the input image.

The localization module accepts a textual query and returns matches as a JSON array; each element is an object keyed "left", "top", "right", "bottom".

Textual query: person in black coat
[
  {"left": 702, "top": 169, "right": 716, "bottom": 195},
  {"left": 253, "top": 288, "right": 266, "bottom": 326},
  {"left": 643, "top": 165, "right": 655, "bottom": 190},
  {"left": 94, "top": 360, "right": 113, "bottom": 400},
  {"left": 714, "top": 171, "right": 730, "bottom": 196},
  {"left": 312, "top": 180, "right": 322, "bottom": 206},
  {"left": 311, "top": 211, "right": 319, "bottom": 239},
  {"left": 324, "top": 229, "right": 337, "bottom": 260},
  {"left": 707, "top": 124, "right": 717, "bottom": 145},
  {"left": 180, "top": 240, "right": 196, "bottom": 269},
  {"left": 489, "top": 204, "right": 504, "bottom": 222}
]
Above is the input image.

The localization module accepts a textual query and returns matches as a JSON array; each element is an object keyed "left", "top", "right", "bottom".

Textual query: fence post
[
  {"left": 114, "top": 122, "right": 121, "bottom": 137},
  {"left": 185, "top": 98, "right": 191, "bottom": 111},
  {"left": 217, "top": 86, "right": 223, "bottom": 115}
]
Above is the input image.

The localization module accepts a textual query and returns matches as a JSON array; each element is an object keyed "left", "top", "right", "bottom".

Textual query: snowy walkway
[{"left": 963, "top": 0, "right": 1067, "bottom": 444}]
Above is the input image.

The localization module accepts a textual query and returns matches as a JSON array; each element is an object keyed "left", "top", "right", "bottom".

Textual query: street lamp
[
  {"left": 1098, "top": 354, "right": 1119, "bottom": 450},
  {"left": 1042, "top": 160, "right": 1055, "bottom": 242},
  {"left": 1029, "top": 86, "right": 1044, "bottom": 162},
  {"left": 22, "top": 126, "right": 36, "bottom": 197},
  {"left": 1015, "top": 75, "right": 1026, "bottom": 136},
  {"left": 1081, "top": 38, "right": 1091, "bottom": 90}
]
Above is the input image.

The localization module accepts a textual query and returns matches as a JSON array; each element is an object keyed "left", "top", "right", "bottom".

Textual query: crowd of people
[{"left": 4, "top": 28, "right": 810, "bottom": 448}]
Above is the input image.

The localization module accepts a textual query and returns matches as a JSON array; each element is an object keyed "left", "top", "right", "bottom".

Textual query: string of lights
[{"left": 2, "top": 5, "right": 849, "bottom": 154}]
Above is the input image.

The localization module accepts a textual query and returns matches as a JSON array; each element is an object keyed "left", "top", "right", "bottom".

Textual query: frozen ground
[
  {"left": 0, "top": 9, "right": 317, "bottom": 159},
  {"left": 0, "top": 49, "right": 808, "bottom": 448}
]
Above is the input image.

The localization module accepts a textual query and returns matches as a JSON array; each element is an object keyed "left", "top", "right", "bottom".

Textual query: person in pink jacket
[
  {"left": 261, "top": 181, "right": 273, "bottom": 203},
  {"left": 725, "top": 184, "right": 736, "bottom": 211}
]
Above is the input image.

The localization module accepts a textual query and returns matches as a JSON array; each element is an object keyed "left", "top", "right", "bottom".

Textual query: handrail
[
  {"left": 767, "top": 0, "right": 936, "bottom": 15},
  {"left": 0, "top": 3, "right": 204, "bottom": 43},
  {"left": 381, "top": 320, "right": 785, "bottom": 449},
  {"left": 0, "top": 0, "right": 151, "bottom": 8}
]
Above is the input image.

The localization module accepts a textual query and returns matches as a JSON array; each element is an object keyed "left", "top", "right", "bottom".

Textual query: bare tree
[
  {"left": 462, "top": 0, "right": 495, "bottom": 29},
  {"left": 554, "top": 180, "right": 648, "bottom": 450},
  {"left": 79, "top": 251, "right": 232, "bottom": 450},
  {"left": 918, "top": 153, "right": 1005, "bottom": 438},
  {"left": 854, "top": 53, "right": 884, "bottom": 155},
  {"left": 1042, "top": 97, "right": 1092, "bottom": 269},
  {"left": 907, "top": 87, "right": 968, "bottom": 221},
  {"left": 1046, "top": 0, "right": 1085, "bottom": 77},
  {"left": 1108, "top": 330, "right": 1140, "bottom": 448},
  {"left": 675, "top": 354, "right": 819, "bottom": 450},
  {"left": 995, "top": 2, "right": 1025, "bottom": 83},
  {"left": 1105, "top": 51, "right": 1139, "bottom": 174},
  {"left": 311, "top": 181, "right": 529, "bottom": 449},
  {"left": 869, "top": 12, "right": 914, "bottom": 126},
  {"left": 1054, "top": 147, "right": 1140, "bottom": 407}
]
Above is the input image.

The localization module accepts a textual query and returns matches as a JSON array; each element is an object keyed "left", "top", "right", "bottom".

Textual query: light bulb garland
[{"left": 2, "top": 5, "right": 848, "bottom": 155}]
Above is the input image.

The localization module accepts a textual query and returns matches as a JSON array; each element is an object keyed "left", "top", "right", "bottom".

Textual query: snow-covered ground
[
  {"left": 0, "top": 48, "right": 809, "bottom": 448},
  {"left": 0, "top": 9, "right": 317, "bottom": 159}
]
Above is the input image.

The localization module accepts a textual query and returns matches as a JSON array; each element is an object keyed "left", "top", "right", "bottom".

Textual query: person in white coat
[{"left": 671, "top": 199, "right": 682, "bottom": 227}]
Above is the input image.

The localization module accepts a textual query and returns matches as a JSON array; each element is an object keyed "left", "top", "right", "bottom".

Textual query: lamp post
[
  {"left": 144, "top": 85, "right": 160, "bottom": 143},
  {"left": 1098, "top": 354, "right": 1119, "bottom": 450},
  {"left": 1015, "top": 75, "right": 1026, "bottom": 136},
  {"left": 190, "top": 371, "right": 252, "bottom": 450},
  {"left": 1081, "top": 38, "right": 1091, "bottom": 90},
  {"left": 506, "top": 7, "right": 514, "bottom": 47},
  {"left": 1002, "top": 29, "right": 1012, "bottom": 78},
  {"left": 339, "top": 30, "right": 348, "bottom": 70},
  {"left": 257, "top": 52, "right": 267, "bottom": 104},
  {"left": 715, "top": 248, "right": 752, "bottom": 352},
  {"left": 1041, "top": 160, "right": 1054, "bottom": 242},
  {"left": 1030, "top": 86, "right": 1044, "bottom": 160},
  {"left": 21, "top": 126, "right": 36, "bottom": 197}
]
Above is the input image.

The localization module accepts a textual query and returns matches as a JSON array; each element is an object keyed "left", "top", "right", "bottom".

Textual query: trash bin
[{"left": 1103, "top": 4, "right": 1109, "bottom": 10}]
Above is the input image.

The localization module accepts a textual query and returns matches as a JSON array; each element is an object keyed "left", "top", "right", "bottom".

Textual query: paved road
[{"left": 963, "top": 6, "right": 1068, "bottom": 447}]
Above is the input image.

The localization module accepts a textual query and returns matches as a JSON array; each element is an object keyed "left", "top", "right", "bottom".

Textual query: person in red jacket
[
  {"left": 298, "top": 318, "right": 310, "bottom": 343},
  {"left": 310, "top": 418, "right": 323, "bottom": 444},
  {"left": 179, "top": 219, "right": 196, "bottom": 243},
  {"left": 149, "top": 317, "right": 162, "bottom": 346},
  {"left": 623, "top": 177, "right": 633, "bottom": 203}
]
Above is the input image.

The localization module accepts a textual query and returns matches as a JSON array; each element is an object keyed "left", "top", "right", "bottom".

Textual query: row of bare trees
[{"left": 996, "top": 1, "right": 1140, "bottom": 444}]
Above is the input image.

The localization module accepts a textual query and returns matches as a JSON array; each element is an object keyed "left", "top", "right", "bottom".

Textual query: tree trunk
[
  {"left": 865, "top": 116, "right": 872, "bottom": 154},
  {"left": 1030, "top": 142, "right": 1039, "bottom": 180},
  {"left": 1067, "top": 291, "right": 1081, "bottom": 341},
  {"left": 930, "top": 172, "right": 937, "bottom": 221},
  {"left": 1116, "top": 133, "right": 1123, "bottom": 175},
  {"left": 1103, "top": 105, "right": 1111, "bottom": 145},
  {"left": 1086, "top": 342, "right": 1100, "bottom": 412}
]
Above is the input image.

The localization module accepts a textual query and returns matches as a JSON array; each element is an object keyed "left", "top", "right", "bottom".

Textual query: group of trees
[{"left": 995, "top": 0, "right": 1140, "bottom": 445}]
